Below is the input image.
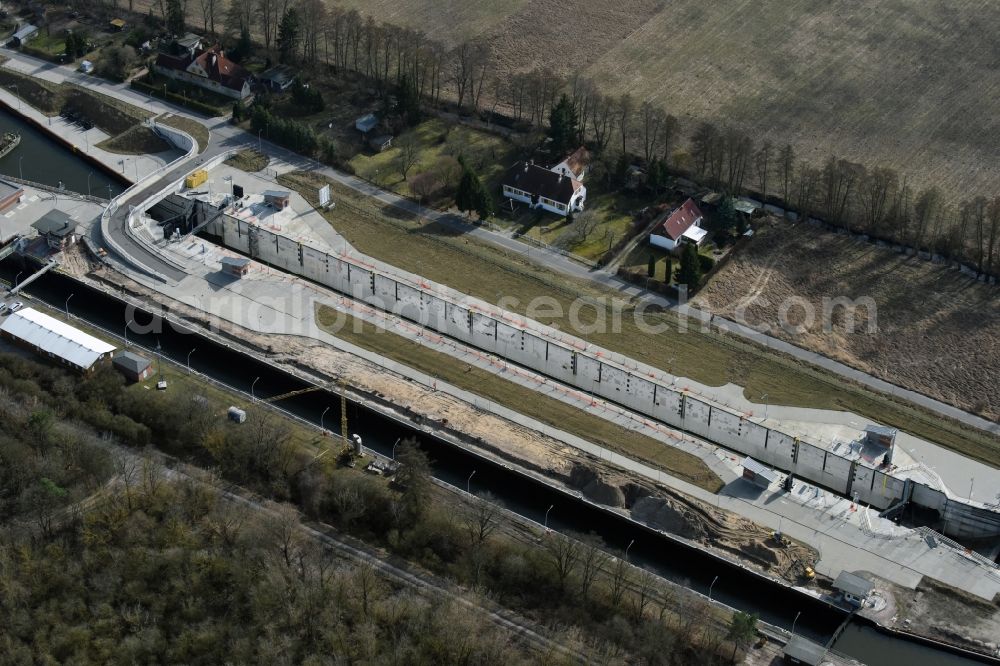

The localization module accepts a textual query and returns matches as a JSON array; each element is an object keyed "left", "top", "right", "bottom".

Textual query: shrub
[{"left": 697, "top": 253, "right": 715, "bottom": 273}]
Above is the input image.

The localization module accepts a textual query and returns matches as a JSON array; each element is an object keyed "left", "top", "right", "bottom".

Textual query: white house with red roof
[
  {"left": 650, "top": 198, "right": 708, "bottom": 251},
  {"left": 550, "top": 147, "right": 591, "bottom": 181},
  {"left": 154, "top": 45, "right": 253, "bottom": 100}
]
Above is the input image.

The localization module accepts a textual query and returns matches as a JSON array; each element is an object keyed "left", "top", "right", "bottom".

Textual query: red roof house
[
  {"left": 154, "top": 45, "right": 252, "bottom": 100},
  {"left": 650, "top": 198, "right": 708, "bottom": 251}
]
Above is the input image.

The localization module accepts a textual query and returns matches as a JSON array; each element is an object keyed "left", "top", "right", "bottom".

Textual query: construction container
[
  {"left": 185, "top": 169, "right": 208, "bottom": 189},
  {"left": 227, "top": 406, "right": 246, "bottom": 423}
]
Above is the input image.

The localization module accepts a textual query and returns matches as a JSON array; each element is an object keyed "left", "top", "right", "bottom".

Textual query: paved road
[{"left": 4, "top": 47, "right": 994, "bottom": 438}]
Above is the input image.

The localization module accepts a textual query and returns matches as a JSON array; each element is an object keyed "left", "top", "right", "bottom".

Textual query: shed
[
  {"left": 263, "top": 190, "right": 291, "bottom": 210},
  {"left": 11, "top": 24, "right": 38, "bottom": 46},
  {"left": 32, "top": 209, "right": 78, "bottom": 250},
  {"left": 228, "top": 406, "right": 246, "bottom": 423},
  {"left": 355, "top": 113, "right": 378, "bottom": 133},
  {"left": 259, "top": 64, "right": 296, "bottom": 92},
  {"left": 864, "top": 425, "right": 897, "bottom": 448},
  {"left": 782, "top": 635, "right": 828, "bottom": 665},
  {"left": 108, "top": 18, "right": 127, "bottom": 31},
  {"left": 0, "top": 308, "right": 115, "bottom": 372},
  {"left": 368, "top": 134, "right": 393, "bottom": 152},
  {"left": 0, "top": 178, "right": 24, "bottom": 212},
  {"left": 833, "top": 571, "right": 874, "bottom": 607},
  {"left": 221, "top": 255, "right": 251, "bottom": 277},
  {"left": 734, "top": 198, "right": 759, "bottom": 218},
  {"left": 742, "top": 456, "right": 779, "bottom": 489},
  {"left": 113, "top": 350, "right": 153, "bottom": 382}
]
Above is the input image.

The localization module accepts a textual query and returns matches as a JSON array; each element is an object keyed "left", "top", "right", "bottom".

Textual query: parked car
[
  {"left": 9, "top": 301, "right": 23, "bottom": 312},
  {"left": 0, "top": 303, "right": 8, "bottom": 314},
  {"left": 79, "top": 60, "right": 94, "bottom": 74}
]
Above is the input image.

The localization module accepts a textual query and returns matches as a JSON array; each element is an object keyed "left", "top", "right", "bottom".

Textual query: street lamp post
[
  {"left": 187, "top": 348, "right": 197, "bottom": 372},
  {"left": 761, "top": 393, "right": 769, "bottom": 420},
  {"left": 625, "top": 539, "right": 635, "bottom": 562},
  {"left": 544, "top": 504, "right": 554, "bottom": 530},
  {"left": 14, "top": 270, "right": 23, "bottom": 288},
  {"left": 10, "top": 84, "right": 20, "bottom": 111},
  {"left": 792, "top": 611, "right": 801, "bottom": 637},
  {"left": 321, "top": 406, "right": 330, "bottom": 431},
  {"left": 18, "top": 156, "right": 23, "bottom": 180},
  {"left": 65, "top": 293, "right": 74, "bottom": 318},
  {"left": 251, "top": 376, "right": 260, "bottom": 401},
  {"left": 391, "top": 437, "right": 401, "bottom": 460},
  {"left": 107, "top": 184, "right": 112, "bottom": 200},
  {"left": 258, "top": 129, "right": 263, "bottom": 153},
  {"left": 87, "top": 171, "right": 93, "bottom": 197},
  {"left": 125, "top": 318, "right": 134, "bottom": 346},
  {"left": 708, "top": 575, "right": 719, "bottom": 601},
  {"left": 467, "top": 470, "right": 476, "bottom": 494}
]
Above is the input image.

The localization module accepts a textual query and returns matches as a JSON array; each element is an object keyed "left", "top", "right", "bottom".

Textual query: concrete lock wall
[{"left": 211, "top": 215, "right": 990, "bottom": 524}]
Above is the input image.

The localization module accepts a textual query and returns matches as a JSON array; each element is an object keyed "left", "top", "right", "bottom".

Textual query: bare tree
[
  {"left": 463, "top": 492, "right": 503, "bottom": 550},
  {"left": 396, "top": 134, "right": 420, "bottom": 181},
  {"left": 640, "top": 101, "right": 664, "bottom": 164},
  {"left": 754, "top": 140, "right": 773, "bottom": 205},
  {"left": 857, "top": 166, "right": 898, "bottom": 235},
  {"left": 912, "top": 186, "right": 942, "bottom": 250},
  {"left": 630, "top": 567, "right": 657, "bottom": 621},
  {"left": 577, "top": 533, "right": 608, "bottom": 600},
  {"left": 820, "top": 156, "right": 862, "bottom": 227},
  {"left": 608, "top": 555, "right": 630, "bottom": 609},
  {"left": 778, "top": 143, "right": 795, "bottom": 206},
  {"left": 661, "top": 113, "right": 679, "bottom": 166},
  {"left": 590, "top": 94, "right": 616, "bottom": 153},
  {"left": 722, "top": 127, "right": 753, "bottom": 194},
  {"left": 616, "top": 94, "right": 634, "bottom": 157},
  {"left": 543, "top": 532, "right": 581, "bottom": 593}
]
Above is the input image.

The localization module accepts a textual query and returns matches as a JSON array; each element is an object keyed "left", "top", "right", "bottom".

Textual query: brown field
[
  {"left": 695, "top": 218, "right": 1000, "bottom": 424},
  {"left": 332, "top": 0, "right": 1000, "bottom": 201}
]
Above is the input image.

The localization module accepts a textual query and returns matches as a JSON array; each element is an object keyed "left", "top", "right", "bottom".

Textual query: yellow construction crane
[
  {"left": 258, "top": 386, "right": 323, "bottom": 404},
  {"left": 340, "top": 376, "right": 349, "bottom": 446}
]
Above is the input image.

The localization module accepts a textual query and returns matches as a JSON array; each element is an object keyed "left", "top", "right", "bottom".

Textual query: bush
[{"left": 697, "top": 253, "right": 715, "bottom": 273}]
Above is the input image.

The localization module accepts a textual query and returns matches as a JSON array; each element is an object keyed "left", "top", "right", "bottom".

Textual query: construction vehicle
[{"left": 772, "top": 530, "right": 790, "bottom": 547}]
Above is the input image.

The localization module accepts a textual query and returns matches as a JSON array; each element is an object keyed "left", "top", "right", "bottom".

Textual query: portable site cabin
[
  {"left": 833, "top": 571, "right": 874, "bottom": 607},
  {"left": 113, "top": 351, "right": 153, "bottom": 383},
  {"left": 742, "top": 457, "right": 779, "bottom": 490}
]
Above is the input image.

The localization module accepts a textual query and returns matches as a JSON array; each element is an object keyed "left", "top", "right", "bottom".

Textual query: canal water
[
  {"left": 0, "top": 108, "right": 126, "bottom": 198},
  {"left": 2, "top": 262, "right": 993, "bottom": 666}
]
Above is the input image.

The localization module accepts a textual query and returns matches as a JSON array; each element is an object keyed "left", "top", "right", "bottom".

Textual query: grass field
[
  {"left": 96, "top": 124, "right": 170, "bottom": 155},
  {"left": 314, "top": 304, "right": 723, "bottom": 492},
  {"left": 328, "top": 0, "right": 999, "bottom": 202},
  {"left": 278, "top": 170, "right": 1000, "bottom": 467},
  {"left": 156, "top": 113, "right": 209, "bottom": 153},
  {"left": 225, "top": 148, "right": 269, "bottom": 172}
]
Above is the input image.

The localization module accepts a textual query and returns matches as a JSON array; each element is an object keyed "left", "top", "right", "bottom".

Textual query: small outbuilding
[
  {"left": 32, "top": 210, "right": 78, "bottom": 250},
  {"left": 108, "top": 18, "right": 127, "bottom": 31},
  {"left": 368, "top": 134, "right": 393, "bottom": 152},
  {"left": 113, "top": 350, "right": 153, "bottom": 382},
  {"left": 259, "top": 64, "right": 296, "bottom": 92},
  {"left": 228, "top": 406, "right": 246, "bottom": 423},
  {"left": 355, "top": 113, "right": 378, "bottom": 133},
  {"left": 864, "top": 424, "right": 897, "bottom": 448},
  {"left": 833, "top": 571, "right": 874, "bottom": 607},
  {"left": 10, "top": 24, "right": 39, "bottom": 47},
  {"left": 221, "top": 255, "right": 251, "bottom": 277},
  {"left": 742, "top": 456, "right": 779, "bottom": 489},
  {"left": 782, "top": 635, "right": 828, "bottom": 665},
  {"left": 263, "top": 190, "right": 291, "bottom": 210},
  {"left": 0, "top": 179, "right": 24, "bottom": 213}
]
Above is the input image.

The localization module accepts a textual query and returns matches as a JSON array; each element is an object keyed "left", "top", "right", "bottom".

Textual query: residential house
[
  {"left": 550, "top": 147, "right": 591, "bottom": 181},
  {"left": 501, "top": 161, "right": 586, "bottom": 217},
  {"left": 649, "top": 198, "right": 707, "bottom": 251},
  {"left": 154, "top": 45, "right": 253, "bottom": 100},
  {"left": 259, "top": 64, "right": 296, "bottom": 92},
  {"left": 10, "top": 23, "right": 38, "bottom": 47},
  {"left": 32, "top": 209, "right": 78, "bottom": 250},
  {"left": 113, "top": 351, "right": 153, "bottom": 382}
]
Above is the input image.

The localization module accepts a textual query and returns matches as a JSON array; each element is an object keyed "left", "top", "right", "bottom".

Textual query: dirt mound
[
  {"left": 740, "top": 541, "right": 780, "bottom": 568},
  {"left": 631, "top": 496, "right": 706, "bottom": 540},
  {"left": 568, "top": 463, "right": 626, "bottom": 507}
]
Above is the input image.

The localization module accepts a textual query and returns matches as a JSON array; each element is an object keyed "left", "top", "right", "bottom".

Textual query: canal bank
[
  {"left": 2, "top": 258, "right": 996, "bottom": 666},
  {"left": 0, "top": 104, "right": 129, "bottom": 197}
]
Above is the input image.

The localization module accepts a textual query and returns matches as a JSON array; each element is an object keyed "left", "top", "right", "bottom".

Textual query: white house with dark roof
[{"left": 501, "top": 161, "right": 586, "bottom": 217}]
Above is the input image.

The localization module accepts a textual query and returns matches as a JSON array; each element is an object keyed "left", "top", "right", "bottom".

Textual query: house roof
[
  {"left": 113, "top": 350, "right": 151, "bottom": 374},
  {"left": 0, "top": 308, "right": 115, "bottom": 369},
  {"left": 834, "top": 571, "right": 874, "bottom": 598},
  {"left": 12, "top": 24, "right": 38, "bottom": 40},
  {"left": 175, "top": 33, "right": 203, "bottom": 50},
  {"left": 155, "top": 45, "right": 249, "bottom": 93},
  {"left": 864, "top": 425, "right": 897, "bottom": 438},
  {"left": 742, "top": 457, "right": 779, "bottom": 484},
  {"left": 32, "top": 209, "right": 77, "bottom": 237},
  {"left": 554, "top": 146, "right": 591, "bottom": 178},
  {"left": 502, "top": 162, "right": 583, "bottom": 206},
  {"left": 682, "top": 225, "right": 708, "bottom": 244},
  {"left": 355, "top": 113, "right": 378, "bottom": 133},
  {"left": 783, "top": 636, "right": 828, "bottom": 665},
  {"left": 658, "top": 198, "right": 703, "bottom": 240},
  {"left": 734, "top": 198, "right": 758, "bottom": 215},
  {"left": 260, "top": 64, "right": 295, "bottom": 85},
  {"left": 109, "top": 18, "right": 126, "bottom": 28}
]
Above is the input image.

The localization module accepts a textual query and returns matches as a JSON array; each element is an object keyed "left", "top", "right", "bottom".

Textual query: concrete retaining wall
[{"left": 205, "top": 214, "right": 998, "bottom": 534}]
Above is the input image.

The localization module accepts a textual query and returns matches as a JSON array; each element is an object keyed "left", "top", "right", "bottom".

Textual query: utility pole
[{"left": 340, "top": 376, "right": 348, "bottom": 447}]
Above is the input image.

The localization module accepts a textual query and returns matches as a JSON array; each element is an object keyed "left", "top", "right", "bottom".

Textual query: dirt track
[{"left": 695, "top": 219, "right": 1000, "bottom": 423}]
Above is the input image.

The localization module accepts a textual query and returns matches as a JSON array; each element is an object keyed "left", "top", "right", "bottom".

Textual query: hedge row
[{"left": 130, "top": 78, "right": 225, "bottom": 117}]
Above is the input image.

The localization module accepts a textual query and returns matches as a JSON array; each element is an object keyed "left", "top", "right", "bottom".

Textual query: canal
[
  {"left": 2, "top": 260, "right": 994, "bottom": 666},
  {"left": 0, "top": 108, "right": 127, "bottom": 198}
]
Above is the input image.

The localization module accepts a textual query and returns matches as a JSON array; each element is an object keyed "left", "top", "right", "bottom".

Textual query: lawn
[
  {"left": 279, "top": 169, "right": 1000, "bottom": 466},
  {"left": 225, "top": 148, "right": 269, "bottom": 172},
  {"left": 315, "top": 303, "right": 723, "bottom": 492},
  {"left": 156, "top": 113, "right": 209, "bottom": 153},
  {"left": 348, "top": 118, "right": 517, "bottom": 201}
]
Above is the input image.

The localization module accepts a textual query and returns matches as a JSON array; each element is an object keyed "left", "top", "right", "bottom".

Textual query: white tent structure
[{"left": 0, "top": 308, "right": 115, "bottom": 372}]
